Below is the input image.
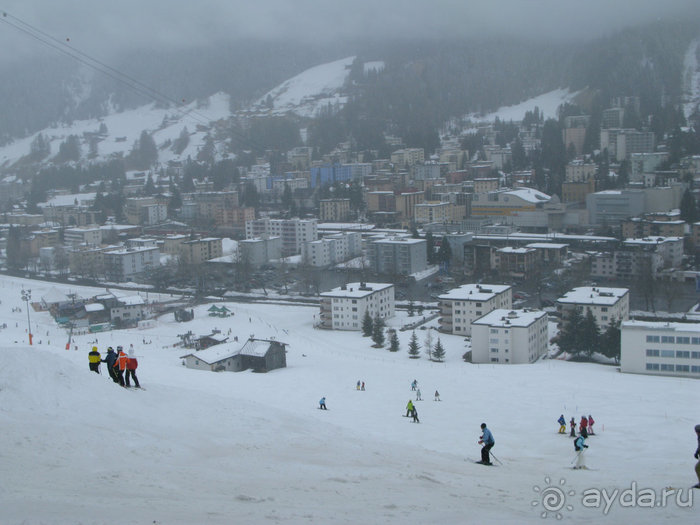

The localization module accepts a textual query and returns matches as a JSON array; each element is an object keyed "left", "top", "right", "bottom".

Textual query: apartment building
[
  {"left": 245, "top": 218, "right": 318, "bottom": 256},
  {"left": 64, "top": 226, "right": 102, "bottom": 247},
  {"left": 319, "top": 198, "right": 351, "bottom": 222},
  {"left": 438, "top": 283, "right": 512, "bottom": 335},
  {"left": 319, "top": 282, "right": 394, "bottom": 330},
  {"left": 367, "top": 237, "right": 427, "bottom": 276},
  {"left": 179, "top": 237, "right": 224, "bottom": 265},
  {"left": 302, "top": 232, "right": 362, "bottom": 267},
  {"left": 621, "top": 320, "right": 700, "bottom": 378},
  {"left": 103, "top": 245, "right": 160, "bottom": 282},
  {"left": 471, "top": 309, "right": 548, "bottom": 364},
  {"left": 557, "top": 287, "right": 629, "bottom": 329}
]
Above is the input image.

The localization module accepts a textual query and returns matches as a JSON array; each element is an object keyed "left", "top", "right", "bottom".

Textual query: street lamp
[{"left": 21, "top": 289, "right": 32, "bottom": 345}]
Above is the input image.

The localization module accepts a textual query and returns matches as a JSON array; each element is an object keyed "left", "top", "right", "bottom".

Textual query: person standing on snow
[
  {"left": 114, "top": 346, "right": 128, "bottom": 387},
  {"left": 478, "top": 423, "right": 495, "bottom": 465},
  {"left": 569, "top": 417, "right": 576, "bottom": 437},
  {"left": 415, "top": 388, "right": 422, "bottom": 401},
  {"left": 579, "top": 415, "right": 589, "bottom": 438},
  {"left": 406, "top": 399, "right": 414, "bottom": 417},
  {"left": 573, "top": 434, "right": 589, "bottom": 469},
  {"left": 319, "top": 397, "right": 327, "bottom": 410},
  {"left": 88, "top": 346, "right": 101, "bottom": 374},
  {"left": 125, "top": 347, "right": 140, "bottom": 388},
  {"left": 558, "top": 414, "right": 566, "bottom": 434},
  {"left": 411, "top": 379, "right": 417, "bottom": 391},
  {"left": 102, "top": 347, "right": 119, "bottom": 383},
  {"left": 434, "top": 390, "right": 440, "bottom": 401},
  {"left": 411, "top": 405, "right": 419, "bottom": 423},
  {"left": 587, "top": 414, "right": 595, "bottom": 435}
]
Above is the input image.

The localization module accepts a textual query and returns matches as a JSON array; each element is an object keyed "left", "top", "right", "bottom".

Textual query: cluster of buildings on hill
[{"left": 318, "top": 280, "right": 700, "bottom": 379}]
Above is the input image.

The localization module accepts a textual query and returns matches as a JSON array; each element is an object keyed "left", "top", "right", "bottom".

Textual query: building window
[
  {"left": 676, "top": 365, "right": 690, "bottom": 372},
  {"left": 676, "top": 336, "right": 690, "bottom": 344},
  {"left": 490, "top": 329, "right": 498, "bottom": 334},
  {"left": 646, "top": 335, "right": 660, "bottom": 343},
  {"left": 676, "top": 351, "right": 690, "bottom": 358},
  {"left": 490, "top": 357, "right": 498, "bottom": 362},
  {"left": 660, "top": 350, "right": 674, "bottom": 358},
  {"left": 661, "top": 336, "right": 675, "bottom": 344},
  {"left": 660, "top": 364, "right": 674, "bottom": 371},
  {"left": 646, "top": 349, "right": 660, "bottom": 357},
  {"left": 646, "top": 363, "right": 659, "bottom": 371},
  {"left": 490, "top": 348, "right": 498, "bottom": 353}
]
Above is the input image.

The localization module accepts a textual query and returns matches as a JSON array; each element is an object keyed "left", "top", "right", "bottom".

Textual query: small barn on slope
[{"left": 180, "top": 337, "right": 287, "bottom": 373}]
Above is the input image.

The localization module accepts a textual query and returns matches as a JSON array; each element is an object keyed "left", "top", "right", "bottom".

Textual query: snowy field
[{"left": 0, "top": 275, "right": 698, "bottom": 524}]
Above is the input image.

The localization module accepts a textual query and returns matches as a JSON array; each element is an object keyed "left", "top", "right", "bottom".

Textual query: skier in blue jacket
[
  {"left": 558, "top": 414, "right": 566, "bottom": 434},
  {"left": 478, "top": 423, "right": 495, "bottom": 465},
  {"left": 573, "top": 434, "right": 589, "bottom": 469}
]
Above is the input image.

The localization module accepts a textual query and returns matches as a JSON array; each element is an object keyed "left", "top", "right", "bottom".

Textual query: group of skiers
[
  {"left": 558, "top": 414, "right": 595, "bottom": 437},
  {"left": 88, "top": 345, "right": 140, "bottom": 388}
]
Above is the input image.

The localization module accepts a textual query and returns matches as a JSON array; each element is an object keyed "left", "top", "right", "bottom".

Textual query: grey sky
[{"left": 1, "top": 0, "right": 698, "bottom": 63}]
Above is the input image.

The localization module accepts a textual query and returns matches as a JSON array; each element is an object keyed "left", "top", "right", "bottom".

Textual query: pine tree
[
  {"left": 408, "top": 331, "right": 421, "bottom": 359},
  {"left": 437, "top": 236, "right": 452, "bottom": 269},
  {"left": 389, "top": 330, "right": 400, "bottom": 352},
  {"left": 600, "top": 319, "right": 621, "bottom": 364},
  {"left": 407, "top": 300, "right": 415, "bottom": 317},
  {"left": 680, "top": 189, "right": 698, "bottom": 223},
  {"left": 558, "top": 306, "right": 584, "bottom": 356},
  {"left": 362, "top": 310, "right": 373, "bottom": 337},
  {"left": 432, "top": 337, "right": 446, "bottom": 362},
  {"left": 371, "top": 315, "right": 385, "bottom": 347},
  {"left": 425, "top": 232, "right": 435, "bottom": 264},
  {"left": 579, "top": 309, "right": 600, "bottom": 360}
]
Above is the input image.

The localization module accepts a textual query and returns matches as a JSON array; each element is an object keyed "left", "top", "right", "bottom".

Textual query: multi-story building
[
  {"left": 473, "top": 178, "right": 499, "bottom": 193},
  {"left": 557, "top": 286, "right": 629, "bottom": 329},
  {"left": 565, "top": 160, "right": 596, "bottom": 182},
  {"left": 319, "top": 198, "right": 351, "bottom": 222},
  {"left": 302, "top": 232, "right": 362, "bottom": 267},
  {"left": 395, "top": 191, "right": 424, "bottom": 224},
  {"left": 601, "top": 107, "right": 625, "bottom": 129},
  {"left": 238, "top": 236, "right": 282, "bottom": 266},
  {"left": 245, "top": 218, "right": 317, "bottom": 256},
  {"left": 630, "top": 152, "right": 669, "bottom": 176},
  {"left": 367, "top": 237, "right": 427, "bottom": 276},
  {"left": 63, "top": 226, "right": 102, "bottom": 248},
  {"left": 390, "top": 148, "right": 424, "bottom": 167},
  {"left": 68, "top": 245, "right": 105, "bottom": 278},
  {"left": 495, "top": 247, "right": 538, "bottom": 280},
  {"left": 621, "top": 217, "right": 685, "bottom": 239},
  {"left": 103, "top": 245, "right": 160, "bottom": 282},
  {"left": 620, "top": 320, "right": 700, "bottom": 378},
  {"left": 125, "top": 197, "right": 166, "bottom": 225},
  {"left": 600, "top": 129, "right": 656, "bottom": 161},
  {"left": 414, "top": 201, "right": 453, "bottom": 224},
  {"left": 470, "top": 188, "right": 552, "bottom": 217},
  {"left": 179, "top": 237, "right": 223, "bottom": 265},
  {"left": 586, "top": 189, "right": 646, "bottom": 226},
  {"left": 437, "top": 283, "right": 512, "bottom": 335},
  {"left": 471, "top": 308, "right": 548, "bottom": 364},
  {"left": 319, "top": 282, "right": 394, "bottom": 330}
]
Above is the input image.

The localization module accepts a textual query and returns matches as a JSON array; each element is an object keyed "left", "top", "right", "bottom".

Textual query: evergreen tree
[
  {"left": 425, "top": 231, "right": 435, "bottom": 264},
  {"left": 600, "top": 319, "right": 621, "bottom": 364},
  {"left": 56, "top": 135, "right": 81, "bottom": 163},
  {"left": 437, "top": 236, "right": 452, "bottom": 268},
  {"left": 389, "top": 330, "right": 400, "bottom": 352},
  {"left": 362, "top": 310, "right": 373, "bottom": 337},
  {"left": 144, "top": 173, "right": 156, "bottom": 195},
  {"left": 558, "top": 307, "right": 584, "bottom": 356},
  {"left": 408, "top": 331, "right": 421, "bottom": 359},
  {"left": 680, "top": 189, "right": 698, "bottom": 223},
  {"left": 168, "top": 185, "right": 182, "bottom": 217},
  {"left": 579, "top": 309, "right": 600, "bottom": 360},
  {"left": 432, "top": 337, "right": 446, "bottom": 362},
  {"left": 172, "top": 127, "right": 190, "bottom": 155},
  {"left": 137, "top": 130, "right": 158, "bottom": 168},
  {"left": 371, "top": 315, "right": 386, "bottom": 347},
  {"left": 407, "top": 300, "right": 415, "bottom": 317},
  {"left": 30, "top": 133, "right": 50, "bottom": 161},
  {"left": 6, "top": 224, "right": 23, "bottom": 270}
]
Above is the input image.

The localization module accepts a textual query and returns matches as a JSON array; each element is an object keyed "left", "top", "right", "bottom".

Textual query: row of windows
[
  {"left": 646, "top": 349, "right": 700, "bottom": 359},
  {"left": 646, "top": 363, "right": 700, "bottom": 373},
  {"left": 646, "top": 335, "right": 699, "bottom": 344}
]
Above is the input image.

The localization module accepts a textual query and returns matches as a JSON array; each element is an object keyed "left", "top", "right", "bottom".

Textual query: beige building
[
  {"left": 438, "top": 283, "right": 512, "bottom": 335},
  {"left": 319, "top": 198, "right": 351, "bottom": 222},
  {"left": 390, "top": 148, "right": 424, "bottom": 167},
  {"left": 179, "top": 237, "right": 224, "bottom": 265},
  {"left": 557, "top": 287, "right": 629, "bottom": 329}
]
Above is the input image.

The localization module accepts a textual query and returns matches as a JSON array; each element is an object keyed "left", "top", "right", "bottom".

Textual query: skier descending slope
[
  {"left": 477, "top": 423, "right": 495, "bottom": 465},
  {"left": 557, "top": 414, "right": 566, "bottom": 434}
]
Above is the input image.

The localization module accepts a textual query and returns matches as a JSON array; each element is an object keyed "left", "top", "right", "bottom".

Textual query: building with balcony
[
  {"left": 103, "top": 246, "right": 160, "bottom": 282},
  {"left": 437, "top": 283, "right": 512, "bottom": 335},
  {"left": 557, "top": 286, "right": 629, "bottom": 329},
  {"left": 245, "top": 218, "right": 317, "bottom": 256}
]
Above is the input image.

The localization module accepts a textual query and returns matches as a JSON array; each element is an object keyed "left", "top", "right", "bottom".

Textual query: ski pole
[
  {"left": 489, "top": 450, "right": 503, "bottom": 465},
  {"left": 571, "top": 450, "right": 582, "bottom": 465}
]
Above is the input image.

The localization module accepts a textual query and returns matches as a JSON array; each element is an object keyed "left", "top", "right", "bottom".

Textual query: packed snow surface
[{"left": 0, "top": 274, "right": 698, "bottom": 524}]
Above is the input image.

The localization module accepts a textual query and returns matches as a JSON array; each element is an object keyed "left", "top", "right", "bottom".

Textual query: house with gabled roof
[{"left": 180, "top": 337, "right": 287, "bottom": 373}]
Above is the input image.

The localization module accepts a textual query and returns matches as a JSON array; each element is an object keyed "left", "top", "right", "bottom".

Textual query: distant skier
[
  {"left": 411, "top": 379, "right": 417, "bottom": 391},
  {"left": 356, "top": 380, "right": 361, "bottom": 390},
  {"left": 573, "top": 434, "right": 589, "bottom": 469},
  {"left": 588, "top": 414, "right": 595, "bottom": 435},
  {"left": 415, "top": 388, "right": 422, "bottom": 401},
  {"left": 579, "top": 415, "right": 589, "bottom": 438},
  {"left": 569, "top": 417, "right": 576, "bottom": 437},
  {"left": 411, "top": 406, "right": 419, "bottom": 423},
  {"left": 88, "top": 346, "right": 101, "bottom": 374},
  {"left": 693, "top": 424, "right": 700, "bottom": 489},
  {"left": 434, "top": 390, "right": 440, "bottom": 401},
  {"left": 478, "top": 423, "right": 495, "bottom": 465},
  {"left": 558, "top": 414, "right": 566, "bottom": 434},
  {"left": 319, "top": 397, "right": 327, "bottom": 410},
  {"left": 361, "top": 381, "right": 365, "bottom": 391},
  {"left": 102, "top": 347, "right": 119, "bottom": 383},
  {"left": 405, "top": 400, "right": 414, "bottom": 417}
]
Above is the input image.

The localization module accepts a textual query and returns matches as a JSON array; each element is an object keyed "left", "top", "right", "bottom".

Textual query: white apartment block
[
  {"left": 565, "top": 160, "right": 596, "bottom": 182},
  {"left": 245, "top": 218, "right": 318, "bottom": 256},
  {"left": 390, "top": 148, "right": 424, "bottom": 167},
  {"left": 471, "top": 309, "right": 548, "bottom": 364},
  {"left": 414, "top": 201, "right": 454, "bottom": 224},
  {"left": 557, "top": 287, "right": 629, "bottom": 329},
  {"left": 623, "top": 237, "right": 684, "bottom": 269},
  {"left": 64, "top": 226, "right": 102, "bottom": 247},
  {"left": 302, "top": 232, "right": 362, "bottom": 267},
  {"left": 319, "top": 282, "right": 395, "bottom": 330},
  {"left": 103, "top": 246, "right": 160, "bottom": 282},
  {"left": 238, "top": 236, "right": 282, "bottom": 266},
  {"left": 141, "top": 203, "right": 167, "bottom": 226},
  {"left": 621, "top": 320, "right": 700, "bottom": 378},
  {"left": 438, "top": 284, "right": 512, "bottom": 335}
]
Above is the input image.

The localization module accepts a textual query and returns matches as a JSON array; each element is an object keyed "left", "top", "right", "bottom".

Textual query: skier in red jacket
[{"left": 125, "top": 347, "right": 140, "bottom": 388}]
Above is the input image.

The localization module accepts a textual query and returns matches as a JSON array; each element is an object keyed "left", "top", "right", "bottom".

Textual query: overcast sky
[{"left": 1, "top": 0, "right": 698, "bottom": 64}]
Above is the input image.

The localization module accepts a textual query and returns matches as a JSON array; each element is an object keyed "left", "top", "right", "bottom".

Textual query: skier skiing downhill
[
  {"left": 319, "top": 397, "right": 327, "bottom": 410},
  {"left": 573, "top": 434, "right": 589, "bottom": 469},
  {"left": 415, "top": 388, "right": 422, "bottom": 401},
  {"left": 405, "top": 400, "right": 414, "bottom": 417},
  {"left": 558, "top": 414, "right": 566, "bottom": 434},
  {"left": 478, "top": 423, "right": 495, "bottom": 465}
]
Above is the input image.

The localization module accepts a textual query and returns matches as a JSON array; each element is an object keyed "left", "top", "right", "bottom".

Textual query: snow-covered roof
[
  {"left": 438, "top": 283, "right": 511, "bottom": 302},
  {"left": 238, "top": 338, "right": 273, "bottom": 358},
  {"left": 180, "top": 344, "right": 240, "bottom": 364},
  {"left": 526, "top": 243, "right": 569, "bottom": 249},
  {"left": 321, "top": 282, "right": 393, "bottom": 299},
  {"left": 497, "top": 247, "right": 535, "bottom": 254},
  {"left": 118, "top": 295, "right": 145, "bottom": 306},
  {"left": 503, "top": 188, "right": 551, "bottom": 203},
  {"left": 623, "top": 237, "right": 683, "bottom": 245},
  {"left": 472, "top": 308, "right": 546, "bottom": 328},
  {"left": 557, "top": 287, "right": 629, "bottom": 306},
  {"left": 85, "top": 303, "right": 105, "bottom": 312},
  {"left": 621, "top": 320, "right": 700, "bottom": 333},
  {"left": 41, "top": 287, "right": 70, "bottom": 304}
]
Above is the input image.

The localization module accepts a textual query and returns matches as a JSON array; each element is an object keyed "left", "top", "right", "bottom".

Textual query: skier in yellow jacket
[{"left": 88, "top": 346, "right": 101, "bottom": 374}]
